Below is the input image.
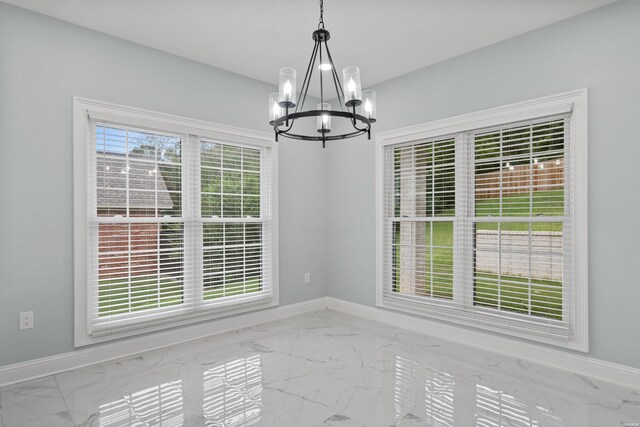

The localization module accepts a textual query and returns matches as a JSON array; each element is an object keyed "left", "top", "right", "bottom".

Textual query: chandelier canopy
[{"left": 269, "top": 0, "right": 377, "bottom": 148}]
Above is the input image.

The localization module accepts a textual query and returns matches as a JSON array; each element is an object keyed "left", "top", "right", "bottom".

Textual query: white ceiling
[{"left": 3, "top": 0, "right": 617, "bottom": 95}]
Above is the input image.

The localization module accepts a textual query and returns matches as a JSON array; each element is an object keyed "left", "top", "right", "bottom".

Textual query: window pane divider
[
  {"left": 201, "top": 218, "right": 265, "bottom": 223},
  {"left": 472, "top": 217, "right": 567, "bottom": 223},
  {"left": 185, "top": 134, "right": 202, "bottom": 311},
  {"left": 388, "top": 217, "right": 456, "bottom": 222},
  {"left": 455, "top": 133, "right": 473, "bottom": 309},
  {"left": 94, "top": 217, "right": 185, "bottom": 224}
]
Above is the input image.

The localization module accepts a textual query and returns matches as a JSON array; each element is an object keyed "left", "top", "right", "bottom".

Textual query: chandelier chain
[{"left": 318, "top": 0, "right": 325, "bottom": 29}]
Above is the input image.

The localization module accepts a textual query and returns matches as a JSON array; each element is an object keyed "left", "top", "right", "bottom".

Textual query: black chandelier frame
[{"left": 269, "top": 3, "right": 375, "bottom": 148}]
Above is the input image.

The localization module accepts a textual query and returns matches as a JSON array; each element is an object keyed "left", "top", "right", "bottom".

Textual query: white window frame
[
  {"left": 375, "top": 89, "right": 587, "bottom": 351},
  {"left": 73, "top": 97, "right": 279, "bottom": 346}
]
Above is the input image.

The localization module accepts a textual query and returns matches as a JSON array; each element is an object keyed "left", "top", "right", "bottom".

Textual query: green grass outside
[
  {"left": 99, "top": 275, "right": 261, "bottom": 316},
  {"left": 394, "top": 189, "right": 563, "bottom": 320},
  {"left": 420, "top": 221, "right": 454, "bottom": 300},
  {"left": 437, "top": 189, "right": 563, "bottom": 231},
  {"left": 474, "top": 272, "right": 562, "bottom": 319},
  {"left": 203, "top": 278, "right": 261, "bottom": 300},
  {"left": 475, "top": 189, "right": 563, "bottom": 231},
  {"left": 98, "top": 275, "right": 183, "bottom": 316}
]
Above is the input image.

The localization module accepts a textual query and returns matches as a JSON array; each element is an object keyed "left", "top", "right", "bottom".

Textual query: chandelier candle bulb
[
  {"left": 278, "top": 68, "right": 297, "bottom": 107},
  {"left": 317, "top": 103, "right": 332, "bottom": 133},
  {"left": 284, "top": 81, "right": 292, "bottom": 99},
  {"left": 342, "top": 66, "right": 362, "bottom": 107},
  {"left": 269, "top": 93, "right": 283, "bottom": 123},
  {"left": 361, "top": 89, "right": 377, "bottom": 122}
]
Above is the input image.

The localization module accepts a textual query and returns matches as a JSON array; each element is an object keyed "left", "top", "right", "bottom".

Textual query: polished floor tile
[
  {"left": 1, "top": 309, "right": 639, "bottom": 426},
  {"left": 0, "top": 377, "right": 73, "bottom": 427}
]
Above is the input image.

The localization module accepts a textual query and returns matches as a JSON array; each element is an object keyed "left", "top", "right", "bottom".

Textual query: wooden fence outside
[{"left": 476, "top": 159, "right": 564, "bottom": 199}]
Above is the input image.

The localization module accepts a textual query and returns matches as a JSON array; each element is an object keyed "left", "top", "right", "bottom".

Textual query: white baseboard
[
  {"left": 326, "top": 297, "right": 640, "bottom": 389},
  {"left": 0, "top": 297, "right": 330, "bottom": 387}
]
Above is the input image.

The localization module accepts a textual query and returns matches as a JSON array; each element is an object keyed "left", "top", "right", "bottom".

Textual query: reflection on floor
[{"left": 1, "top": 309, "right": 639, "bottom": 426}]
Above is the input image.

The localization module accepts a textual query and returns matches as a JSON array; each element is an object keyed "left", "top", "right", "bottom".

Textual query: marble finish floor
[{"left": 1, "top": 310, "right": 639, "bottom": 426}]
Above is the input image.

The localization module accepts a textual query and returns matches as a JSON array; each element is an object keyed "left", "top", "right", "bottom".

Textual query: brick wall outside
[{"left": 98, "top": 215, "right": 163, "bottom": 280}]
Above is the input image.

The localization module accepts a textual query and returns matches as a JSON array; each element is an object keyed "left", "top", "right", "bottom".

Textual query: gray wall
[
  {"left": 0, "top": 2, "right": 327, "bottom": 366},
  {"left": 327, "top": 1, "right": 640, "bottom": 368}
]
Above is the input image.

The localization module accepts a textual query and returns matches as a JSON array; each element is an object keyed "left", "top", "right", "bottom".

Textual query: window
[
  {"left": 376, "top": 90, "right": 587, "bottom": 350},
  {"left": 74, "top": 98, "right": 278, "bottom": 346}
]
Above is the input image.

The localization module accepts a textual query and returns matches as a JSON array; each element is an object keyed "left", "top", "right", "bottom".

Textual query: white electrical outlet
[
  {"left": 19, "top": 311, "right": 34, "bottom": 330},
  {"left": 304, "top": 272, "right": 311, "bottom": 284}
]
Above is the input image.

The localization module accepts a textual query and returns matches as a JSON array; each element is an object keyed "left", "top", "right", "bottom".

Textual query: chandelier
[{"left": 268, "top": 0, "right": 377, "bottom": 148}]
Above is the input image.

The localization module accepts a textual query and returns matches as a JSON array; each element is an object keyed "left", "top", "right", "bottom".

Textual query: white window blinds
[
  {"left": 378, "top": 95, "right": 586, "bottom": 350},
  {"left": 74, "top": 98, "right": 277, "bottom": 345},
  {"left": 91, "top": 123, "right": 188, "bottom": 332},
  {"left": 199, "top": 140, "right": 273, "bottom": 304},
  {"left": 384, "top": 137, "right": 456, "bottom": 302},
  {"left": 471, "top": 118, "right": 570, "bottom": 336}
]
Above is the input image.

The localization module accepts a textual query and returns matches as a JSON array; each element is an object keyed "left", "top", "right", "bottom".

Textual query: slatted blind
[
  {"left": 383, "top": 137, "right": 456, "bottom": 302},
  {"left": 200, "top": 139, "right": 273, "bottom": 306},
  {"left": 471, "top": 116, "right": 571, "bottom": 337},
  {"left": 380, "top": 114, "right": 573, "bottom": 341},
  {"left": 88, "top": 119, "right": 273, "bottom": 335}
]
